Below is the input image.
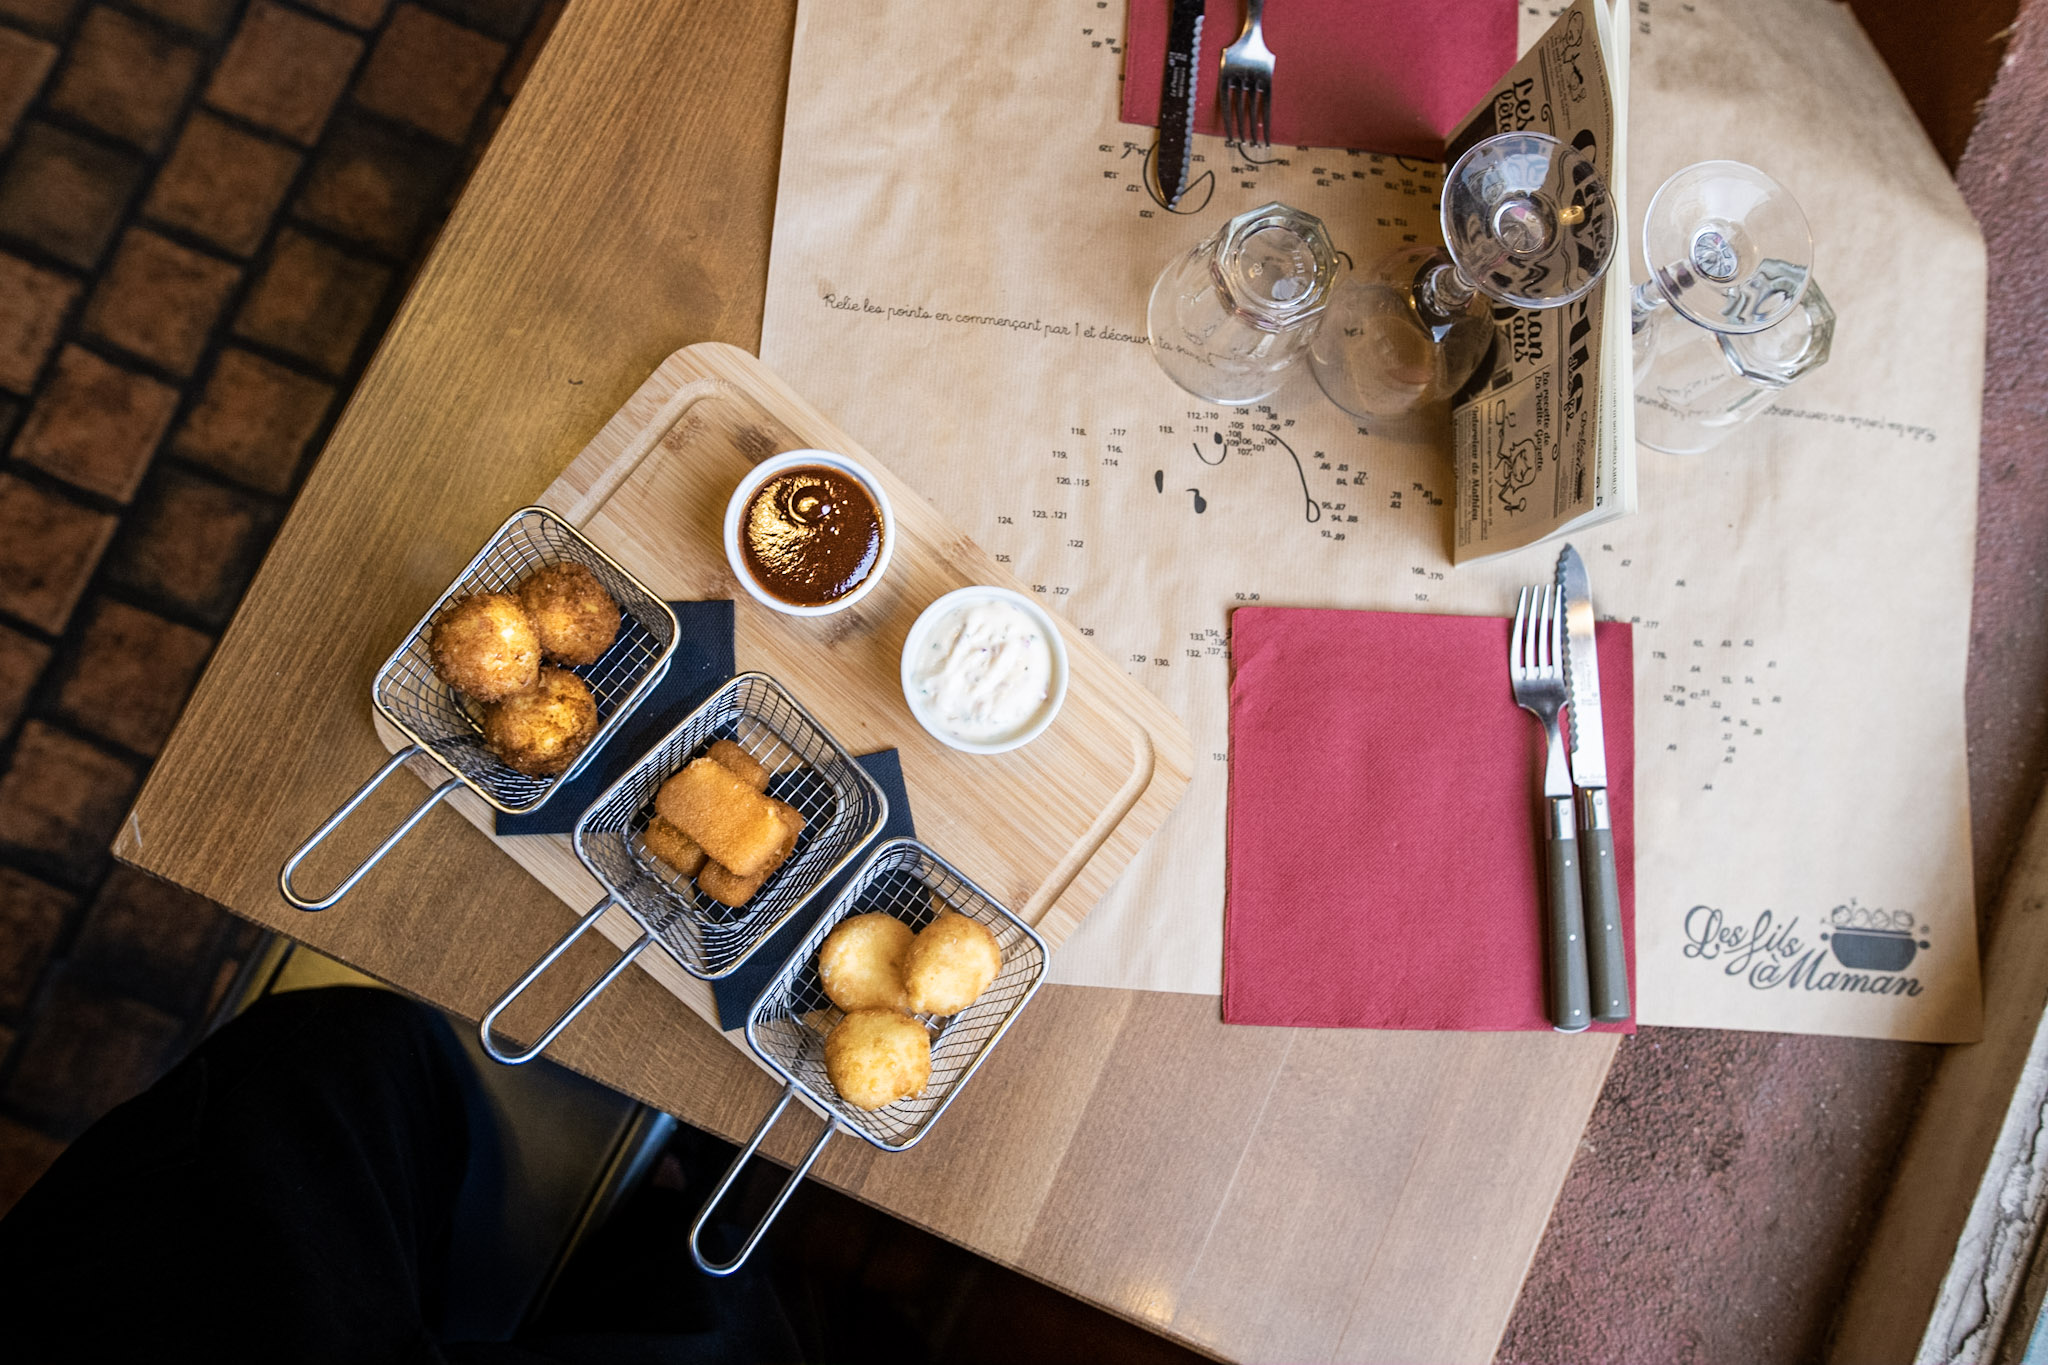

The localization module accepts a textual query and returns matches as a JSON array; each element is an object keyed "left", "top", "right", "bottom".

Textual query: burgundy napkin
[
  {"left": 1120, "top": 0, "right": 1517, "bottom": 158},
  {"left": 1223, "top": 607, "right": 1635, "bottom": 1032}
]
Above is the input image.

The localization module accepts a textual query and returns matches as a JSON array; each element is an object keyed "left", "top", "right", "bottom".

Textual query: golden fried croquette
[
  {"left": 430, "top": 593, "right": 540, "bottom": 701},
  {"left": 516, "top": 562, "right": 620, "bottom": 666},
  {"left": 705, "top": 739, "right": 769, "bottom": 792},
  {"left": 824, "top": 1007, "right": 931, "bottom": 1111},
  {"left": 655, "top": 759, "right": 789, "bottom": 876},
  {"left": 641, "top": 816, "right": 706, "bottom": 877},
  {"left": 695, "top": 798, "right": 801, "bottom": 907},
  {"left": 903, "top": 912, "right": 1002, "bottom": 1016},
  {"left": 818, "top": 912, "right": 913, "bottom": 1012},
  {"left": 481, "top": 667, "right": 598, "bottom": 776}
]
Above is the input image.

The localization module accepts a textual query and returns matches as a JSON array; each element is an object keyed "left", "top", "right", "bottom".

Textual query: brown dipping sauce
[{"left": 740, "top": 464, "right": 884, "bottom": 606}]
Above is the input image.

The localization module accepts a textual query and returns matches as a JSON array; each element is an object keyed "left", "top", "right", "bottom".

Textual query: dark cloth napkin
[
  {"left": 496, "top": 601, "right": 736, "bottom": 837},
  {"left": 1222, "top": 606, "right": 1636, "bottom": 1032},
  {"left": 492, "top": 598, "right": 914, "bottom": 1030}
]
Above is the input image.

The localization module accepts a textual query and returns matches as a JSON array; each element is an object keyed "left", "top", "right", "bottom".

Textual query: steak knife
[
  {"left": 1156, "top": 0, "right": 1205, "bottom": 208},
  {"left": 1558, "top": 544, "right": 1631, "bottom": 1022}
]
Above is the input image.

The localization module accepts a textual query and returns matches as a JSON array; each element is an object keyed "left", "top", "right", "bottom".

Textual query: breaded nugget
[
  {"left": 695, "top": 798, "right": 801, "bottom": 907},
  {"left": 641, "top": 816, "right": 705, "bottom": 877},
  {"left": 430, "top": 593, "right": 540, "bottom": 701},
  {"left": 824, "top": 1007, "right": 931, "bottom": 1111},
  {"left": 818, "top": 912, "right": 912, "bottom": 1012},
  {"left": 482, "top": 667, "right": 598, "bottom": 776},
  {"left": 903, "top": 912, "right": 1002, "bottom": 1016},
  {"left": 655, "top": 759, "right": 789, "bottom": 876},
  {"left": 516, "top": 562, "right": 620, "bottom": 666},
  {"left": 705, "top": 738, "right": 769, "bottom": 792}
]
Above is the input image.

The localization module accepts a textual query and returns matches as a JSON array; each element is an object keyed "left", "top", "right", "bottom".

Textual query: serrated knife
[
  {"left": 1155, "top": 0, "right": 1205, "bottom": 208},
  {"left": 1558, "top": 544, "right": 1631, "bottom": 1022}
]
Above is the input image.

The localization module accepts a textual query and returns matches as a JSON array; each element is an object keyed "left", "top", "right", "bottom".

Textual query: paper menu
[{"left": 759, "top": 0, "right": 1984, "bottom": 1041}]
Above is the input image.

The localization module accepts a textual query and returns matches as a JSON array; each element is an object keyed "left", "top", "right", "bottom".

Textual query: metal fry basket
[
  {"left": 688, "top": 838, "right": 1049, "bottom": 1275},
  {"left": 478, "top": 672, "right": 889, "bottom": 1065},
  {"left": 280, "top": 505, "right": 679, "bottom": 912}
]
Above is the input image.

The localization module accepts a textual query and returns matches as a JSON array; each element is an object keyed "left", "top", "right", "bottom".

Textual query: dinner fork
[
  {"left": 1219, "top": 0, "right": 1274, "bottom": 148},
  {"left": 1509, "top": 585, "right": 1592, "bottom": 1033}
]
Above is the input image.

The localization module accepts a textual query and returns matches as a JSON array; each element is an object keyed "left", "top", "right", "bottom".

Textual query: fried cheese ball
[
  {"left": 516, "top": 562, "right": 620, "bottom": 666},
  {"left": 481, "top": 667, "right": 598, "bottom": 776},
  {"left": 705, "top": 739, "right": 769, "bottom": 792},
  {"left": 695, "top": 798, "right": 802, "bottom": 908},
  {"left": 655, "top": 759, "right": 789, "bottom": 876},
  {"left": 903, "top": 912, "right": 1002, "bottom": 1016},
  {"left": 430, "top": 593, "right": 540, "bottom": 702},
  {"left": 818, "top": 912, "right": 912, "bottom": 1012},
  {"left": 641, "top": 816, "right": 706, "bottom": 878},
  {"left": 824, "top": 1007, "right": 931, "bottom": 1111}
]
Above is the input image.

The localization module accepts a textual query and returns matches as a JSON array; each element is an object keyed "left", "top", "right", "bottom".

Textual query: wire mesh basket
[
  {"left": 478, "top": 672, "right": 889, "bottom": 1066},
  {"left": 280, "top": 505, "right": 679, "bottom": 912},
  {"left": 687, "top": 838, "right": 1048, "bottom": 1275}
]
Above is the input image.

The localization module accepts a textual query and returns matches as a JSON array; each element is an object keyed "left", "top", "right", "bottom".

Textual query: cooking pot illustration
[{"left": 1821, "top": 903, "right": 1928, "bottom": 972}]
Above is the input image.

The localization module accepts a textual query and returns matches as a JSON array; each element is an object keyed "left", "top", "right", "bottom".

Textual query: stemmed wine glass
[
  {"left": 1629, "top": 161, "right": 1834, "bottom": 454},
  {"left": 1309, "top": 132, "right": 1617, "bottom": 420}
]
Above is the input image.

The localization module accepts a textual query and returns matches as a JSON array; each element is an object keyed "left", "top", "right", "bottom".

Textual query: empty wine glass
[
  {"left": 1630, "top": 161, "right": 1834, "bottom": 454},
  {"left": 1309, "top": 132, "right": 1617, "bottom": 420},
  {"left": 1147, "top": 202, "right": 1338, "bottom": 405}
]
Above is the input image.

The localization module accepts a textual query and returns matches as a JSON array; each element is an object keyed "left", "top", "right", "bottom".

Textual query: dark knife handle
[
  {"left": 1544, "top": 796, "right": 1592, "bottom": 1033},
  {"left": 1578, "top": 789, "right": 1631, "bottom": 1022}
]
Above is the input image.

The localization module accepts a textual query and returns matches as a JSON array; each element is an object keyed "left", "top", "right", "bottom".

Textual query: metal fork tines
[
  {"left": 1219, "top": 0, "right": 1274, "bottom": 147},
  {"left": 1509, "top": 585, "right": 1592, "bottom": 1033}
]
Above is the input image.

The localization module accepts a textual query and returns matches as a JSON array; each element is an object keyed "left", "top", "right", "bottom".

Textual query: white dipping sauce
[{"left": 909, "top": 598, "right": 1054, "bottom": 744}]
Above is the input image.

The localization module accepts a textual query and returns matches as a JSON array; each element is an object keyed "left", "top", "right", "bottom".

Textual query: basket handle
[
  {"left": 280, "top": 745, "right": 463, "bottom": 912},
  {"left": 479, "top": 894, "right": 652, "bottom": 1065},
  {"left": 689, "top": 1082, "right": 836, "bottom": 1276}
]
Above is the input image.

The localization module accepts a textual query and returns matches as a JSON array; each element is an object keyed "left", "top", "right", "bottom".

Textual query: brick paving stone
[
  {"left": 0, "top": 474, "right": 117, "bottom": 632},
  {"left": 107, "top": 468, "right": 279, "bottom": 623},
  {"left": 0, "top": 721, "right": 138, "bottom": 867},
  {"left": 299, "top": 0, "right": 389, "bottom": 28},
  {"left": 499, "top": 0, "right": 562, "bottom": 99},
  {"left": 143, "top": 111, "right": 301, "bottom": 259},
  {"left": 353, "top": 4, "right": 505, "bottom": 143},
  {"left": 0, "top": 1111, "right": 62, "bottom": 1214},
  {"left": 125, "top": 0, "right": 236, "bottom": 36},
  {"left": 51, "top": 599, "right": 212, "bottom": 754},
  {"left": 434, "top": 0, "right": 539, "bottom": 42},
  {"left": 0, "top": 622, "right": 47, "bottom": 735},
  {"left": 171, "top": 346, "right": 332, "bottom": 495},
  {"left": 205, "top": 0, "right": 363, "bottom": 145},
  {"left": 0, "top": 0, "right": 76, "bottom": 34},
  {"left": 0, "top": 121, "right": 144, "bottom": 269},
  {"left": 0, "top": 866, "right": 71, "bottom": 1016},
  {"left": 72, "top": 864, "right": 228, "bottom": 1012},
  {"left": 81, "top": 228, "right": 239, "bottom": 376},
  {"left": 4, "top": 967, "right": 182, "bottom": 1137},
  {"left": 233, "top": 228, "right": 389, "bottom": 374},
  {"left": 0, "top": 26, "right": 56, "bottom": 145},
  {"left": 47, "top": 7, "right": 202, "bottom": 153},
  {"left": 296, "top": 111, "right": 457, "bottom": 255},
  {"left": 13, "top": 345, "right": 179, "bottom": 501},
  {"left": 0, "top": 252, "right": 79, "bottom": 393}
]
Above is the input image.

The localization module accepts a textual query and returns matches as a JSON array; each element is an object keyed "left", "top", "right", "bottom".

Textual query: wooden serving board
[{"left": 378, "top": 342, "right": 1193, "bottom": 1048}]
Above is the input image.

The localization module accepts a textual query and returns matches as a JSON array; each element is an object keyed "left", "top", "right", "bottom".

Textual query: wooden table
[{"left": 114, "top": 3, "right": 1617, "bottom": 1360}]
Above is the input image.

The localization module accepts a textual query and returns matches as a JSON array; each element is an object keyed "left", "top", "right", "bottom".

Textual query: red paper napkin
[
  {"left": 1223, "top": 607, "right": 1634, "bottom": 1032},
  {"left": 1120, "top": 0, "right": 1517, "bottom": 159}
]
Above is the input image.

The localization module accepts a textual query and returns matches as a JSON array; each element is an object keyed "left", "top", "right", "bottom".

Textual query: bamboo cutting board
[{"left": 377, "top": 342, "right": 1193, "bottom": 1048}]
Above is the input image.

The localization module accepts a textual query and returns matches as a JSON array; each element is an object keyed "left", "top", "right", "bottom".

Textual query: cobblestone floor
[{"left": 0, "top": 0, "right": 562, "bottom": 1210}]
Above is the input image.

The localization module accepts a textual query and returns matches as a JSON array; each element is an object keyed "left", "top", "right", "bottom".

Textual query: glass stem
[
  {"left": 1414, "top": 258, "right": 1476, "bottom": 327},
  {"left": 1630, "top": 280, "right": 1669, "bottom": 337}
]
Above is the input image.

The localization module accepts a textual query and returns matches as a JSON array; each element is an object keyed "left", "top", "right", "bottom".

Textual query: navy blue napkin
[
  {"left": 710, "top": 747, "right": 916, "bottom": 1029},
  {"left": 496, "top": 601, "right": 735, "bottom": 837}
]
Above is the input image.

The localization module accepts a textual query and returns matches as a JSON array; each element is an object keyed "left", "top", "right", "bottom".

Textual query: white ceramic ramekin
[
  {"left": 723, "top": 450, "right": 895, "bottom": 617},
  {"left": 899, "top": 585, "right": 1069, "bottom": 755}
]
